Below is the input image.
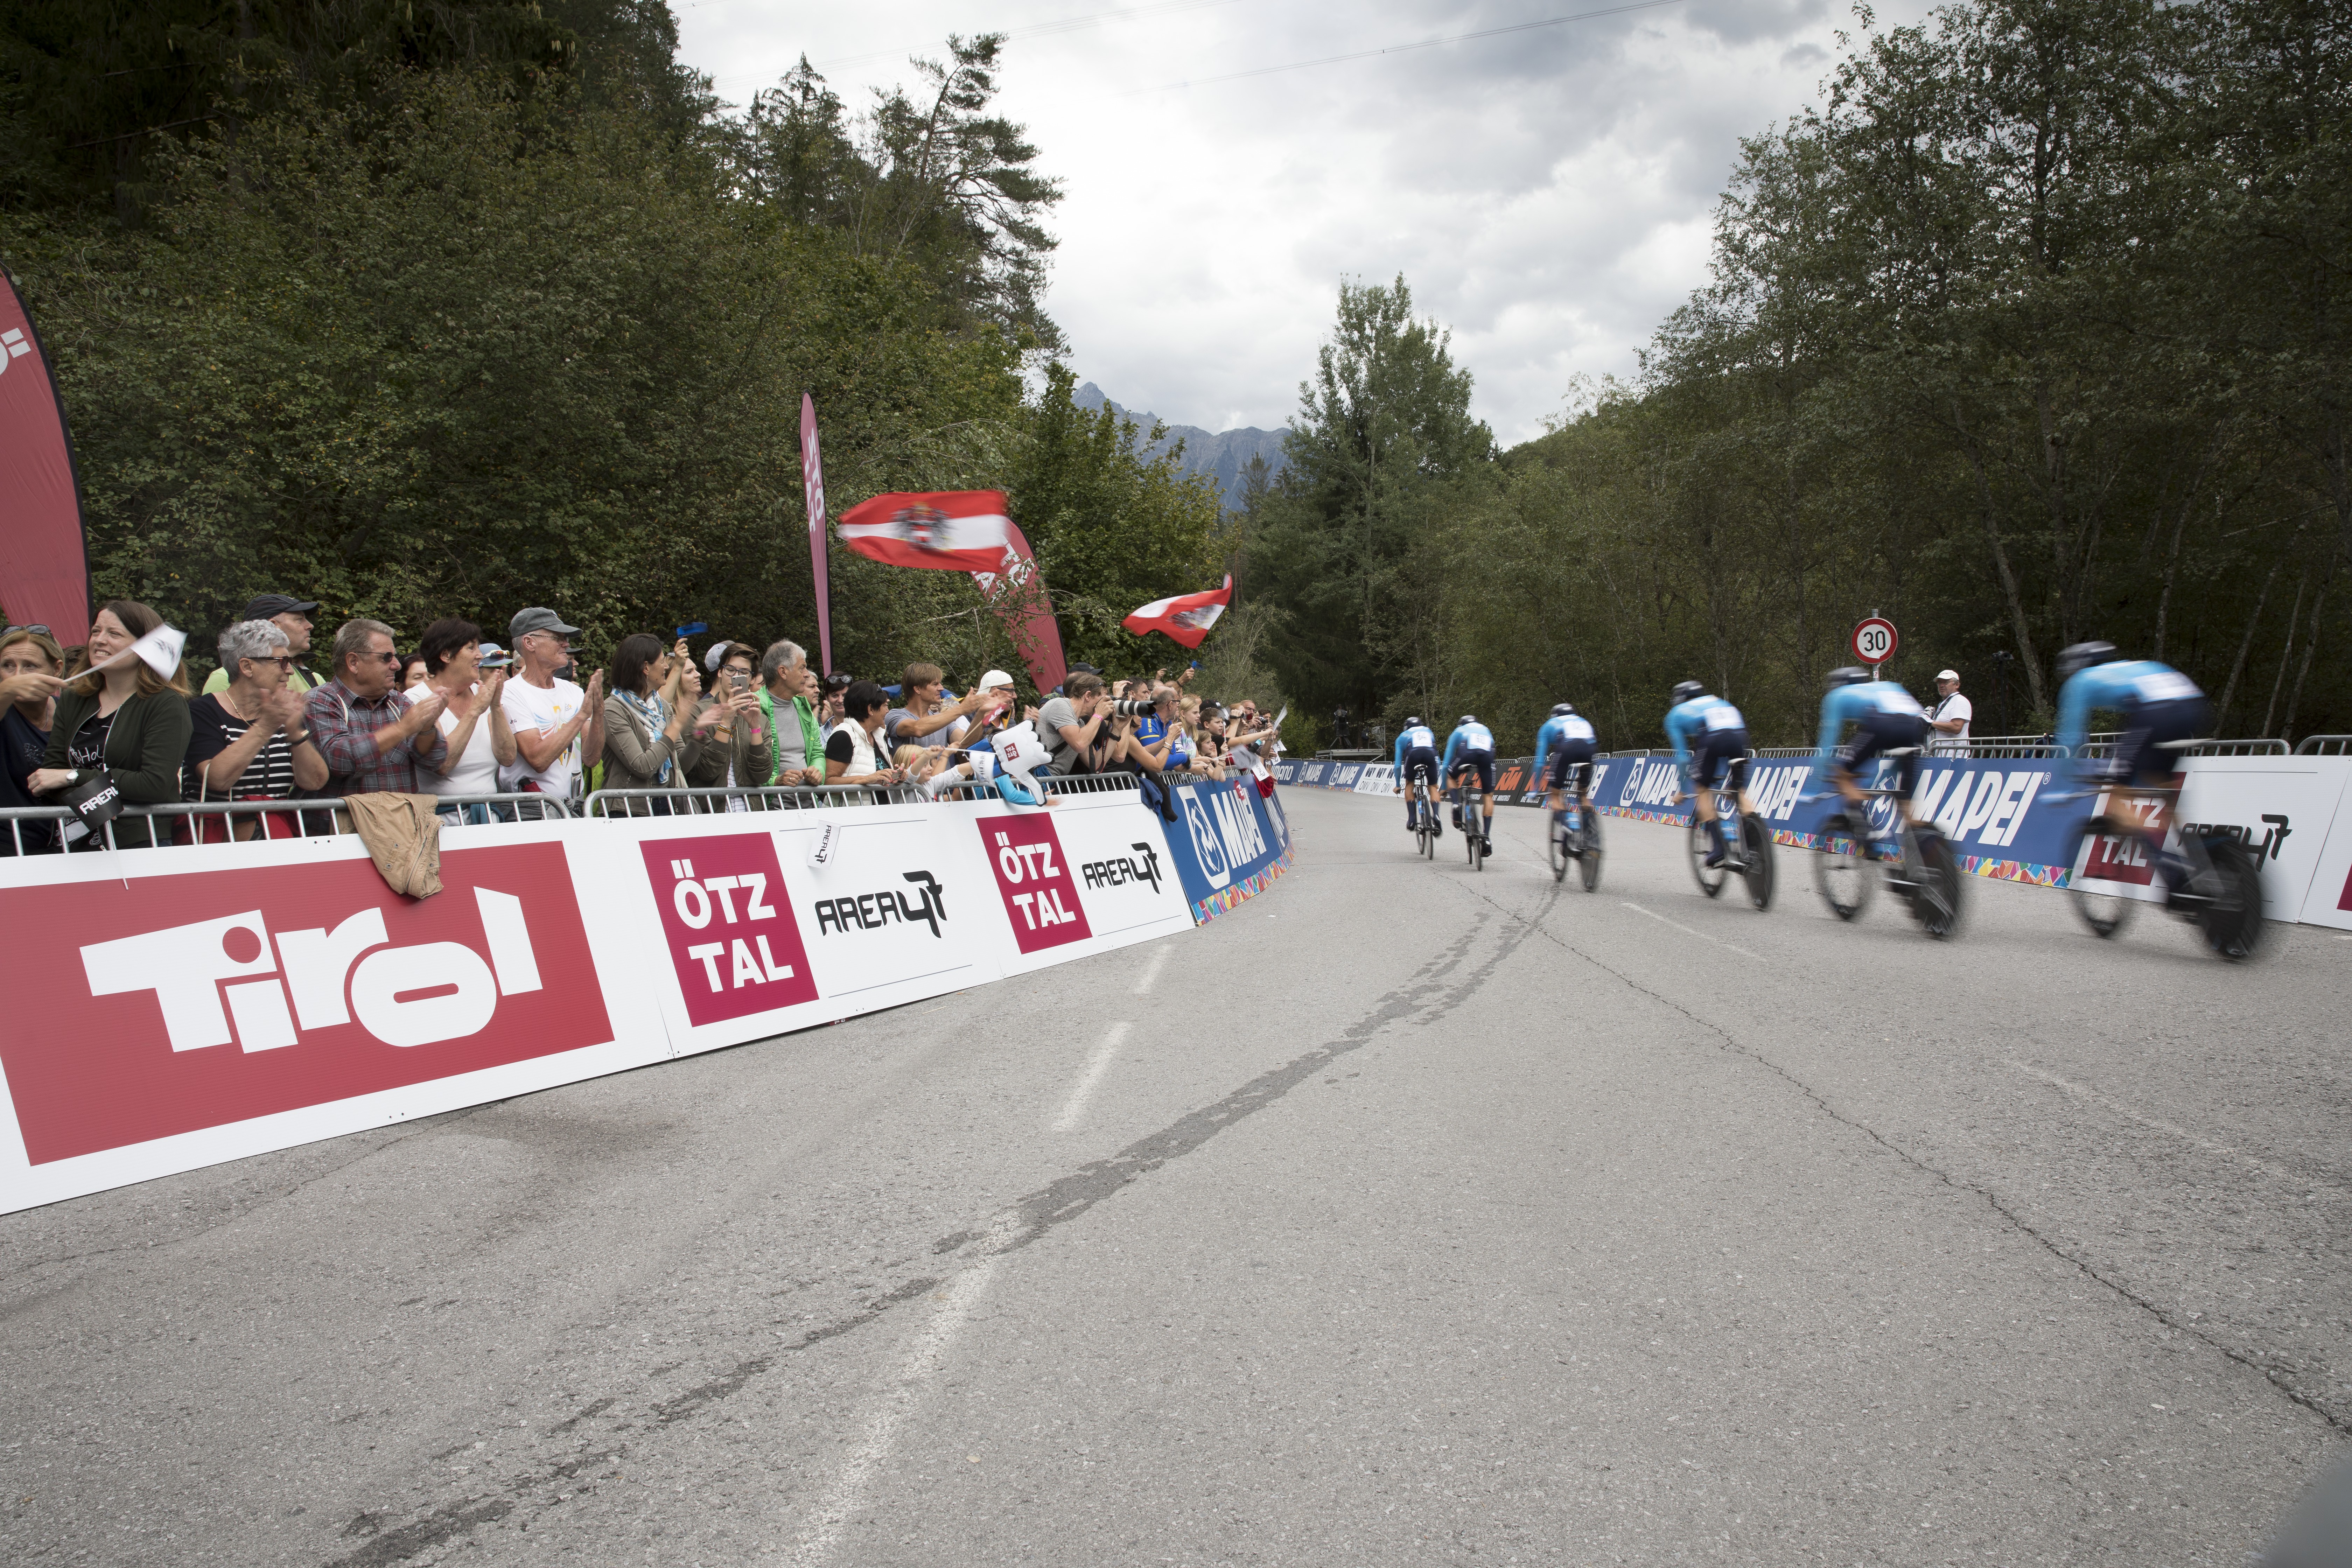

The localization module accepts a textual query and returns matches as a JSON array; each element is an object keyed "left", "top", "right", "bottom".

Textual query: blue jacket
[
  {"left": 2055, "top": 660, "right": 2204, "bottom": 762},
  {"left": 1807, "top": 681, "right": 1926, "bottom": 787},
  {"left": 1532, "top": 713, "right": 1597, "bottom": 780},
  {"left": 1393, "top": 724, "right": 1436, "bottom": 766},
  {"left": 1664, "top": 695, "right": 1743, "bottom": 772},
  {"left": 1441, "top": 723, "right": 1494, "bottom": 770}
]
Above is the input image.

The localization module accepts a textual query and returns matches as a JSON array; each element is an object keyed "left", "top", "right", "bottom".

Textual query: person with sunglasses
[
  {"left": 182, "top": 620, "right": 328, "bottom": 837},
  {"left": 303, "top": 618, "right": 448, "bottom": 797},
  {"left": 0, "top": 625, "right": 67, "bottom": 853}
]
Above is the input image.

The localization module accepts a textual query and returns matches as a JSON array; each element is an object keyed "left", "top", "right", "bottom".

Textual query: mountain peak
[{"left": 1068, "top": 382, "right": 1287, "bottom": 510}]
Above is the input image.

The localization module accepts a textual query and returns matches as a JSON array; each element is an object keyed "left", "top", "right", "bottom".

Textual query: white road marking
[
  {"left": 788, "top": 1212, "right": 1021, "bottom": 1566},
  {"left": 1133, "top": 944, "right": 1171, "bottom": 997},
  {"left": 2006, "top": 1060, "right": 2341, "bottom": 1195},
  {"left": 1620, "top": 901, "right": 1766, "bottom": 963},
  {"left": 1051, "top": 1021, "right": 1132, "bottom": 1132}
]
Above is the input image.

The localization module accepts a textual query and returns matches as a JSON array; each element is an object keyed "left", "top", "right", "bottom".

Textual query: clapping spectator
[
  {"left": 756, "top": 639, "right": 826, "bottom": 786},
  {"left": 688, "top": 641, "right": 773, "bottom": 809},
  {"left": 305, "top": 618, "right": 448, "bottom": 797},
  {"left": 0, "top": 626, "right": 67, "bottom": 853},
  {"left": 601, "top": 635, "right": 705, "bottom": 816},
  {"left": 825, "top": 680, "right": 904, "bottom": 786},
  {"left": 182, "top": 619, "right": 329, "bottom": 839},
  {"left": 502, "top": 608, "right": 603, "bottom": 808},
  {"left": 414, "top": 618, "right": 518, "bottom": 824},
  {"left": 28, "top": 601, "right": 194, "bottom": 849},
  {"left": 202, "top": 593, "right": 318, "bottom": 695},
  {"left": 886, "top": 662, "right": 997, "bottom": 752}
]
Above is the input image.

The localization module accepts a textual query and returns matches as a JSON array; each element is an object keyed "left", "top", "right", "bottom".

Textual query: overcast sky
[{"left": 674, "top": 0, "right": 1937, "bottom": 445}]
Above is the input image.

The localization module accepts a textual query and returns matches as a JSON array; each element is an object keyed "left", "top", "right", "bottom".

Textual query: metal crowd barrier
[
  {"left": 2294, "top": 735, "right": 2352, "bottom": 755},
  {"left": 0, "top": 791, "right": 581, "bottom": 856}
]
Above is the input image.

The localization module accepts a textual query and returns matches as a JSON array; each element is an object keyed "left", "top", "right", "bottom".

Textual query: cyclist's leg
[
  {"left": 1476, "top": 755, "right": 1497, "bottom": 841},
  {"left": 1693, "top": 742, "right": 1731, "bottom": 860}
]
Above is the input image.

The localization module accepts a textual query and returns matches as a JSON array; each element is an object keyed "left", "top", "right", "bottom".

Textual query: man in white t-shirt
[
  {"left": 502, "top": 607, "right": 604, "bottom": 803},
  {"left": 1928, "top": 668, "right": 1973, "bottom": 755}
]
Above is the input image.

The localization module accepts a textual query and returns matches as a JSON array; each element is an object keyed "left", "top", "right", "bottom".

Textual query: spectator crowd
[{"left": 0, "top": 594, "right": 1286, "bottom": 853}]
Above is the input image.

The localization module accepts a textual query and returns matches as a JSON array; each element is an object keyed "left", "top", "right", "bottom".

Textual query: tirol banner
[
  {"left": 1159, "top": 776, "right": 1295, "bottom": 923},
  {"left": 0, "top": 266, "right": 88, "bottom": 637},
  {"left": 799, "top": 393, "right": 832, "bottom": 676}
]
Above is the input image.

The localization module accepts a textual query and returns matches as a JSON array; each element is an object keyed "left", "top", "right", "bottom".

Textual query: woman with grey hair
[{"left": 182, "top": 618, "right": 327, "bottom": 839}]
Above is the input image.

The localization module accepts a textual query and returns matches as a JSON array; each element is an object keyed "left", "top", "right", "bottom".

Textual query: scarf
[{"left": 616, "top": 688, "right": 672, "bottom": 783}]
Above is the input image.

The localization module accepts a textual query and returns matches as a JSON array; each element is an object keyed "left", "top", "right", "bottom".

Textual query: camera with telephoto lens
[{"left": 1107, "top": 695, "right": 1158, "bottom": 718}]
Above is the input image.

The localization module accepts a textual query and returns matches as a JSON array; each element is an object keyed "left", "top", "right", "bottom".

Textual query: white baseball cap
[
  {"left": 1936, "top": 668, "right": 1959, "bottom": 681},
  {"left": 978, "top": 669, "right": 1016, "bottom": 691}
]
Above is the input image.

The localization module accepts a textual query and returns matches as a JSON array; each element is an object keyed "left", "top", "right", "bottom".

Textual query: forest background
[{"left": 6, "top": 1, "right": 2350, "bottom": 752}]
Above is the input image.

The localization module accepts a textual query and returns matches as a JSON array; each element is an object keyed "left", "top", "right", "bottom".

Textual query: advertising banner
[
  {"left": 1160, "top": 777, "right": 1296, "bottom": 922},
  {"left": 947, "top": 789, "right": 1195, "bottom": 974},
  {"left": 1353, "top": 763, "right": 1399, "bottom": 796}
]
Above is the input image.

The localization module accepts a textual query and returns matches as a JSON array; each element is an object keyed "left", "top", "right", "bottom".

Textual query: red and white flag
[
  {"left": 1122, "top": 576, "right": 1231, "bottom": 649},
  {"left": 839, "top": 490, "right": 1012, "bottom": 573}
]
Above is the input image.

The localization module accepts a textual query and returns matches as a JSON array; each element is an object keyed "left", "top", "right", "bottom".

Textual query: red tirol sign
[
  {"left": 640, "top": 833, "right": 819, "bottom": 1027},
  {"left": 0, "top": 843, "right": 610, "bottom": 1166},
  {"left": 978, "top": 813, "right": 1092, "bottom": 952}
]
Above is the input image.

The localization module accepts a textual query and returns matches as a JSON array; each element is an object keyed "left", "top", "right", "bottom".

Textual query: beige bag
[{"left": 343, "top": 792, "right": 443, "bottom": 898}]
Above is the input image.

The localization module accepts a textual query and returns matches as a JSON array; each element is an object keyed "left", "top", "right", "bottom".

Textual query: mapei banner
[
  {"left": 0, "top": 788, "right": 1220, "bottom": 1214},
  {"left": 1160, "top": 777, "right": 1295, "bottom": 922}
]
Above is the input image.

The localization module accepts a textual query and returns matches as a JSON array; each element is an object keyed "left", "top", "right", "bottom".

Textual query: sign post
[{"left": 1852, "top": 616, "right": 1898, "bottom": 677}]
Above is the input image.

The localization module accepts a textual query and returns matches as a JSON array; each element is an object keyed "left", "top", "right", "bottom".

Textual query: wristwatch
[{"left": 65, "top": 769, "right": 79, "bottom": 785}]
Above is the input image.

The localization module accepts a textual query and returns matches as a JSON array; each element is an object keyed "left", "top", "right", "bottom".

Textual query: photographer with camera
[
  {"left": 688, "top": 641, "right": 772, "bottom": 810},
  {"left": 1040, "top": 671, "right": 1115, "bottom": 774}
]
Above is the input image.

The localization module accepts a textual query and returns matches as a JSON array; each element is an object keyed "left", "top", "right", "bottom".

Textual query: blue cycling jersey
[
  {"left": 1807, "top": 681, "right": 1926, "bottom": 788},
  {"left": 1393, "top": 724, "right": 1437, "bottom": 767},
  {"left": 1664, "top": 695, "right": 1744, "bottom": 771},
  {"left": 1532, "top": 713, "right": 1597, "bottom": 780},
  {"left": 1441, "top": 724, "right": 1494, "bottom": 770},
  {"left": 2055, "top": 660, "right": 2204, "bottom": 767}
]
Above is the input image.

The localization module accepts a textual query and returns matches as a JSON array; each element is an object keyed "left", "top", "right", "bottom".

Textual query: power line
[{"left": 1128, "top": 0, "right": 1691, "bottom": 95}]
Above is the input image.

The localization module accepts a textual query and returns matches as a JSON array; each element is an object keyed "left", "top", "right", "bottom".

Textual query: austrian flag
[
  {"left": 838, "top": 490, "right": 1013, "bottom": 573},
  {"left": 1122, "top": 576, "right": 1232, "bottom": 649}
]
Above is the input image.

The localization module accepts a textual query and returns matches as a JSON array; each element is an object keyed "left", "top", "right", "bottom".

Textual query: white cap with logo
[{"left": 1936, "top": 668, "right": 1960, "bottom": 682}]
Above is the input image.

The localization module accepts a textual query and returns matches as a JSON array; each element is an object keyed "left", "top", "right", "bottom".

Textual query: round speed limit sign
[{"left": 1852, "top": 617, "right": 1898, "bottom": 665}]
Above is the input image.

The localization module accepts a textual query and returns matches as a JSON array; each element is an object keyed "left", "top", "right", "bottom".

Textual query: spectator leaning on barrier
[
  {"left": 183, "top": 620, "right": 328, "bottom": 836},
  {"left": 601, "top": 635, "right": 705, "bottom": 815},
  {"left": 202, "top": 593, "right": 318, "bottom": 696},
  {"left": 958, "top": 669, "right": 1021, "bottom": 757},
  {"left": 30, "top": 600, "right": 195, "bottom": 849},
  {"left": 503, "top": 608, "right": 603, "bottom": 805},
  {"left": 886, "top": 662, "right": 995, "bottom": 752},
  {"left": 415, "top": 618, "right": 516, "bottom": 823},
  {"left": 306, "top": 618, "right": 448, "bottom": 797},
  {"left": 688, "top": 640, "right": 772, "bottom": 809},
  {"left": 1929, "top": 669, "right": 1973, "bottom": 756},
  {"left": 0, "top": 626, "right": 66, "bottom": 854},
  {"left": 825, "top": 680, "right": 905, "bottom": 786},
  {"left": 757, "top": 639, "right": 825, "bottom": 786}
]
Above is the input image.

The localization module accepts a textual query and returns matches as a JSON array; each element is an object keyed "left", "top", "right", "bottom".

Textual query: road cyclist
[
  {"left": 1393, "top": 715, "right": 1443, "bottom": 855},
  {"left": 2049, "top": 642, "right": 2263, "bottom": 959},
  {"left": 1805, "top": 666, "right": 1963, "bottom": 937},
  {"left": 1441, "top": 714, "right": 1498, "bottom": 869},
  {"left": 1533, "top": 701, "right": 1602, "bottom": 888},
  {"left": 1666, "top": 680, "right": 1774, "bottom": 906}
]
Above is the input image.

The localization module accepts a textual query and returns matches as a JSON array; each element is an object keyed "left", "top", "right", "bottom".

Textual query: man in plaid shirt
[{"left": 306, "top": 619, "right": 448, "bottom": 795}]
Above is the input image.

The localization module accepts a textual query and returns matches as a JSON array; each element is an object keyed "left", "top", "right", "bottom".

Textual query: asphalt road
[{"left": 4, "top": 786, "right": 2348, "bottom": 1567}]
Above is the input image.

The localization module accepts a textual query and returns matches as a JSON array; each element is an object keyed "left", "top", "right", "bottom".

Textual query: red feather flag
[
  {"left": 1123, "top": 576, "right": 1232, "bottom": 649},
  {"left": 838, "top": 490, "right": 1013, "bottom": 573},
  {"left": 0, "top": 266, "right": 89, "bottom": 638}
]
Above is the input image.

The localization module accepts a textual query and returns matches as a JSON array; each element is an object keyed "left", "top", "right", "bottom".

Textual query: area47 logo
[{"left": 979, "top": 813, "right": 1093, "bottom": 953}]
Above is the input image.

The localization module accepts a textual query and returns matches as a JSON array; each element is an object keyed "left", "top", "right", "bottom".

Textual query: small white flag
[
  {"left": 806, "top": 819, "right": 840, "bottom": 870},
  {"left": 94, "top": 624, "right": 187, "bottom": 680}
]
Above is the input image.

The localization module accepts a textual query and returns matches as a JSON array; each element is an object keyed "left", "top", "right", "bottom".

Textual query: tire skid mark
[
  {"left": 1466, "top": 878, "right": 2352, "bottom": 1440},
  {"left": 327, "top": 917, "right": 1532, "bottom": 1565}
]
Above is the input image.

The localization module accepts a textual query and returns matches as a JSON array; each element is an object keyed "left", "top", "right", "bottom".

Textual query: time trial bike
[
  {"left": 1547, "top": 763, "right": 1603, "bottom": 891},
  {"left": 2063, "top": 779, "right": 2263, "bottom": 960},
  {"left": 1810, "top": 757, "right": 1964, "bottom": 938},
  {"left": 1687, "top": 756, "right": 1773, "bottom": 910}
]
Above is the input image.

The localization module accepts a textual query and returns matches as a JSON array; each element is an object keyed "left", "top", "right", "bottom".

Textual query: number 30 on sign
[{"left": 1851, "top": 617, "right": 1898, "bottom": 664}]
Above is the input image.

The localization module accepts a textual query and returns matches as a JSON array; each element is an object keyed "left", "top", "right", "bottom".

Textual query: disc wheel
[
  {"left": 1688, "top": 813, "right": 1728, "bottom": 898},
  {"left": 2067, "top": 816, "right": 2141, "bottom": 939},
  {"left": 1911, "top": 827, "right": 1964, "bottom": 939},
  {"left": 1466, "top": 805, "right": 1484, "bottom": 873},
  {"left": 1740, "top": 814, "right": 1776, "bottom": 911},
  {"left": 1578, "top": 808, "right": 1604, "bottom": 893},
  {"left": 1814, "top": 813, "right": 1873, "bottom": 922},
  {"left": 1548, "top": 809, "right": 1568, "bottom": 883},
  {"left": 2198, "top": 837, "right": 2264, "bottom": 961}
]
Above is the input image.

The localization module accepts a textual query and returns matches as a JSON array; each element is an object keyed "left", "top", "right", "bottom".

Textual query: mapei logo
[
  {"left": 642, "top": 834, "right": 819, "bottom": 1027},
  {"left": 1180, "top": 782, "right": 1268, "bottom": 891},
  {"left": 979, "top": 814, "right": 1093, "bottom": 953},
  {"left": 0, "top": 844, "right": 609, "bottom": 1165},
  {"left": 814, "top": 870, "right": 950, "bottom": 939}
]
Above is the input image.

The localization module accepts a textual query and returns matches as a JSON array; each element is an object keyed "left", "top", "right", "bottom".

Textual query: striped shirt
[{"left": 183, "top": 694, "right": 300, "bottom": 799}]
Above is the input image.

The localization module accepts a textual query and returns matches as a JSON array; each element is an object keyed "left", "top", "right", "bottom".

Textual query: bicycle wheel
[
  {"left": 1740, "top": 814, "right": 1776, "bottom": 911},
  {"left": 1578, "top": 807, "right": 1604, "bottom": 892},
  {"left": 1813, "top": 813, "right": 1873, "bottom": 921},
  {"left": 2067, "top": 816, "right": 2141, "bottom": 939},
  {"left": 1910, "top": 826, "right": 1963, "bottom": 939},
  {"left": 2198, "top": 836, "right": 2264, "bottom": 961},
  {"left": 1548, "top": 808, "right": 1568, "bottom": 882},
  {"left": 1688, "top": 812, "right": 1728, "bottom": 898}
]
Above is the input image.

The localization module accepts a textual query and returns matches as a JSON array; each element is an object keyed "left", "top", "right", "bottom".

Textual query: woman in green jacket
[{"left": 30, "top": 600, "right": 194, "bottom": 850}]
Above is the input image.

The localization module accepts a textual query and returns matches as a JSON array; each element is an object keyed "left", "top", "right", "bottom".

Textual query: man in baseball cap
[
  {"left": 1929, "top": 667, "right": 1972, "bottom": 756},
  {"left": 203, "top": 592, "right": 320, "bottom": 694}
]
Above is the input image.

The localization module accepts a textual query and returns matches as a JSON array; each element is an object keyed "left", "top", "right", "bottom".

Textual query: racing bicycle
[
  {"left": 1452, "top": 771, "right": 1488, "bottom": 872},
  {"left": 1409, "top": 789, "right": 1437, "bottom": 860},
  {"left": 2063, "top": 783, "right": 2263, "bottom": 960},
  {"left": 1811, "top": 761, "right": 1964, "bottom": 939},
  {"left": 1547, "top": 765, "right": 1603, "bottom": 891},
  {"left": 1687, "top": 757, "right": 1774, "bottom": 910}
]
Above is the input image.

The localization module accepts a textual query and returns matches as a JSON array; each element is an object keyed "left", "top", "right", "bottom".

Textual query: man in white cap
[
  {"left": 955, "top": 670, "right": 1021, "bottom": 758},
  {"left": 1928, "top": 668, "right": 1972, "bottom": 756}
]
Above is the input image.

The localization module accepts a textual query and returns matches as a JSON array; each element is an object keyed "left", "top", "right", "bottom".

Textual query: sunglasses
[
  {"left": 246, "top": 655, "right": 296, "bottom": 670},
  {"left": 4, "top": 624, "right": 51, "bottom": 636}
]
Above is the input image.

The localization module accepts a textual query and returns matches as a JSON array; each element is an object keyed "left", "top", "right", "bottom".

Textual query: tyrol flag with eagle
[{"left": 1123, "top": 576, "right": 1231, "bottom": 649}]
